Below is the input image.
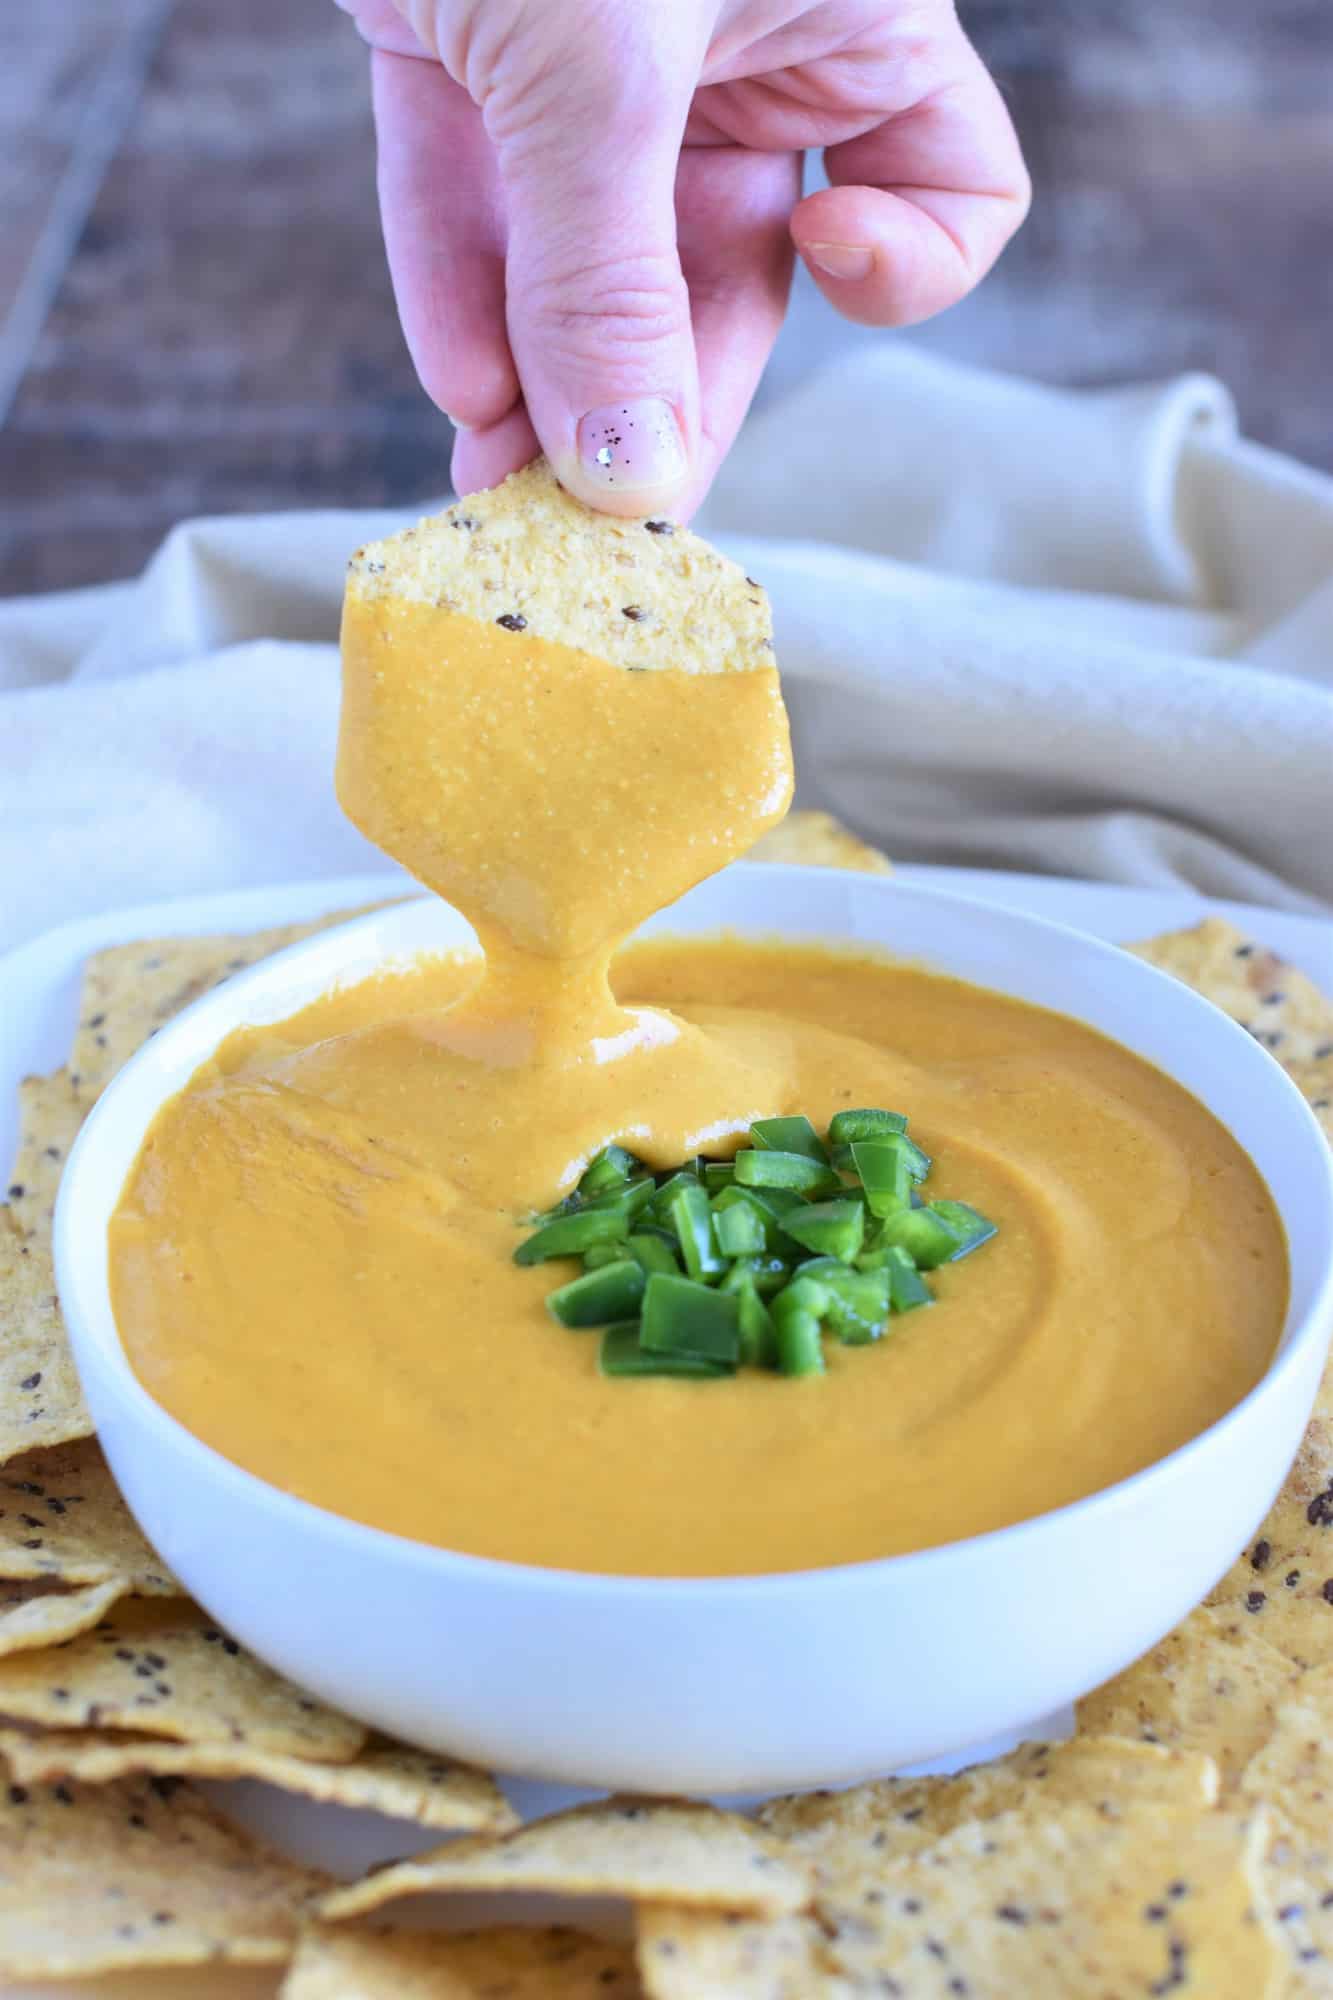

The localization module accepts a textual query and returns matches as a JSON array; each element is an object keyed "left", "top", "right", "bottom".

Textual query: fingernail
[
  {"left": 576, "top": 399, "right": 687, "bottom": 494},
  {"left": 804, "top": 242, "right": 875, "bottom": 281}
]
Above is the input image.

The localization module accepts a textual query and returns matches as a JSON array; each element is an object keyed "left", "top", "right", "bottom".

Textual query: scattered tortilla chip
[
  {"left": 1207, "top": 1412, "right": 1333, "bottom": 1667},
  {"left": 636, "top": 1909, "right": 851, "bottom": 2000},
  {"left": 814, "top": 1800, "right": 1279, "bottom": 1997},
  {"left": 748, "top": 810, "right": 892, "bottom": 875},
  {"left": 0, "top": 1598, "right": 365, "bottom": 1761},
  {"left": 0, "top": 1072, "right": 96, "bottom": 1457},
  {"left": 0, "top": 1217, "right": 92, "bottom": 1458},
  {"left": 0, "top": 1770, "right": 325, "bottom": 1976},
  {"left": 1077, "top": 1606, "right": 1300, "bottom": 1789},
  {"left": 0, "top": 1725, "right": 514, "bottom": 1834},
  {"left": 0, "top": 1437, "right": 177, "bottom": 1593},
  {"left": 283, "top": 1922, "right": 641, "bottom": 1999},
  {"left": 1131, "top": 918, "right": 1333, "bottom": 1135},
  {"left": 757, "top": 1735, "right": 1217, "bottom": 1877},
  {"left": 320, "top": 1796, "right": 807, "bottom": 1922},
  {"left": 0, "top": 1577, "right": 128, "bottom": 1657},
  {"left": 1239, "top": 1668, "right": 1333, "bottom": 1992}
]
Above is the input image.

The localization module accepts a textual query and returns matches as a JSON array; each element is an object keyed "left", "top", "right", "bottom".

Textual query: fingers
[
  {"left": 790, "top": 29, "right": 1030, "bottom": 329},
  {"left": 489, "top": 18, "right": 708, "bottom": 516},
  {"left": 371, "top": 50, "right": 520, "bottom": 432},
  {"left": 674, "top": 145, "right": 800, "bottom": 515}
]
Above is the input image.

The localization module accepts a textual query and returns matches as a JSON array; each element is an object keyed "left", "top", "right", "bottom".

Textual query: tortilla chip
[
  {"left": 748, "top": 810, "right": 892, "bottom": 875},
  {"left": 0, "top": 1577, "right": 128, "bottom": 1657},
  {"left": 0, "top": 1770, "right": 325, "bottom": 1976},
  {"left": 757, "top": 1735, "right": 1217, "bottom": 1876},
  {"left": 0, "top": 1725, "right": 514, "bottom": 1834},
  {"left": 0, "top": 1437, "right": 176, "bottom": 1594},
  {"left": 636, "top": 1908, "right": 847, "bottom": 2000},
  {"left": 1239, "top": 1668, "right": 1333, "bottom": 1991},
  {"left": 0, "top": 1072, "right": 96, "bottom": 1458},
  {"left": 283, "top": 1923, "right": 642, "bottom": 1999},
  {"left": 320, "top": 1796, "right": 807, "bottom": 1922},
  {"left": 1077, "top": 1606, "right": 1300, "bottom": 1789},
  {"left": 1207, "top": 1413, "right": 1333, "bottom": 1667},
  {"left": 0, "top": 1218, "right": 92, "bottom": 1458},
  {"left": 814, "top": 1801, "right": 1279, "bottom": 1997},
  {"left": 0, "top": 1598, "right": 364, "bottom": 1761},
  {"left": 1131, "top": 918, "right": 1333, "bottom": 1135}
]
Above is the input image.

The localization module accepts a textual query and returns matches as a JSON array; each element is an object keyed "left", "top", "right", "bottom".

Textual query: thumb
[{"left": 484, "top": 14, "right": 704, "bottom": 516}]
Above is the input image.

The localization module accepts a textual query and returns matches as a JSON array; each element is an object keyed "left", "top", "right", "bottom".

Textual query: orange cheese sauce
[
  {"left": 109, "top": 939, "right": 1285, "bottom": 1575},
  {"left": 107, "top": 590, "right": 1286, "bottom": 1575}
]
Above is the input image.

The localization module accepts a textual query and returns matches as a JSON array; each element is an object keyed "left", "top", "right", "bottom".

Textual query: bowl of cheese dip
[
  {"left": 54, "top": 872, "right": 1333, "bottom": 1792},
  {"left": 51, "top": 465, "right": 1333, "bottom": 1792}
]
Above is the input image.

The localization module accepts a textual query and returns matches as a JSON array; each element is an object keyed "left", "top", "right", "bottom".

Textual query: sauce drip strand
[{"left": 333, "top": 597, "right": 796, "bottom": 1203}]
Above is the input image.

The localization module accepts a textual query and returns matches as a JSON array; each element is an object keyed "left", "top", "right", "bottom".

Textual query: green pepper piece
[
  {"left": 722, "top": 1254, "right": 793, "bottom": 1299},
  {"left": 702, "top": 1161, "right": 737, "bottom": 1193},
  {"left": 735, "top": 1281, "right": 778, "bottom": 1369},
  {"left": 647, "top": 1170, "right": 702, "bottom": 1227},
  {"left": 772, "top": 1285, "right": 825, "bottom": 1376},
  {"left": 546, "top": 1259, "right": 646, "bottom": 1327},
  {"left": 712, "top": 1198, "right": 767, "bottom": 1259},
  {"left": 930, "top": 1200, "right": 998, "bottom": 1260},
  {"left": 884, "top": 1245, "right": 934, "bottom": 1312},
  {"left": 781, "top": 1197, "right": 866, "bottom": 1263},
  {"left": 734, "top": 1150, "right": 839, "bottom": 1195},
  {"left": 828, "top": 1108, "right": 909, "bottom": 1145},
  {"left": 599, "top": 1321, "right": 729, "bottom": 1379},
  {"left": 850, "top": 1139, "right": 914, "bottom": 1218},
  {"left": 822, "top": 1268, "right": 891, "bottom": 1345},
  {"left": 626, "top": 1231, "right": 681, "bottom": 1277},
  {"left": 666, "top": 1180, "right": 726, "bottom": 1283},
  {"left": 749, "top": 1115, "right": 829, "bottom": 1164},
  {"left": 880, "top": 1206, "right": 964, "bottom": 1270},
  {"left": 583, "top": 1241, "right": 626, "bottom": 1271},
  {"left": 578, "top": 1144, "right": 640, "bottom": 1197},
  {"left": 514, "top": 1207, "right": 631, "bottom": 1265},
  {"left": 640, "top": 1272, "right": 741, "bottom": 1365}
]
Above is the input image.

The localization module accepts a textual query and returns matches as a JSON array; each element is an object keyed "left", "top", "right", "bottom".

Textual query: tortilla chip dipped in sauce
[{"left": 108, "top": 463, "right": 1287, "bottom": 1579}]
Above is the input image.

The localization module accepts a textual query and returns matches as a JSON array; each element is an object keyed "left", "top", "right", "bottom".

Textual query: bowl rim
[{"left": 53, "top": 866, "right": 1333, "bottom": 1602}]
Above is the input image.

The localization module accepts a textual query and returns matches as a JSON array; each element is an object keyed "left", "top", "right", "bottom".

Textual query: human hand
[{"left": 339, "top": 1, "right": 1029, "bottom": 517}]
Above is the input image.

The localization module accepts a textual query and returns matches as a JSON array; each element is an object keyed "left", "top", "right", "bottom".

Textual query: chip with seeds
[
  {"left": 1077, "top": 1606, "right": 1299, "bottom": 1789},
  {"left": 283, "top": 1922, "right": 642, "bottom": 1999},
  {"left": 1130, "top": 917, "right": 1333, "bottom": 1133},
  {"left": 0, "top": 1598, "right": 365, "bottom": 1760},
  {"left": 0, "top": 1071, "right": 96, "bottom": 1457},
  {"left": 0, "top": 1770, "right": 325, "bottom": 1977},
  {"left": 1238, "top": 1667, "right": 1333, "bottom": 1990},
  {"left": 0, "top": 1577, "right": 128, "bottom": 1657},
  {"left": 1207, "top": 1413, "right": 1333, "bottom": 1666},
  {"left": 0, "top": 1725, "right": 514, "bottom": 1834},
  {"left": 0, "top": 1437, "right": 177, "bottom": 1594},
  {"left": 320, "top": 1796, "right": 807, "bottom": 1921},
  {"left": 747, "top": 810, "right": 892, "bottom": 875},
  {"left": 814, "top": 1801, "right": 1279, "bottom": 1997},
  {"left": 636, "top": 1908, "right": 851, "bottom": 2000},
  {"left": 757, "top": 1736, "right": 1217, "bottom": 1877}
]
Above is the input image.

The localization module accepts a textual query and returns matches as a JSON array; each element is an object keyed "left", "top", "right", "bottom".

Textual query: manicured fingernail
[
  {"left": 576, "top": 399, "right": 686, "bottom": 494},
  {"left": 804, "top": 242, "right": 875, "bottom": 281}
]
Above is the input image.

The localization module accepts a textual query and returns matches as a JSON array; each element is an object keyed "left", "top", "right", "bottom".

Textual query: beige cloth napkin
[{"left": 3, "top": 345, "right": 1331, "bottom": 955}]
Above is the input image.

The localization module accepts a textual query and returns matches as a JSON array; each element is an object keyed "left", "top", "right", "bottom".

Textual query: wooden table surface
[{"left": 2, "top": 0, "right": 1329, "bottom": 597}]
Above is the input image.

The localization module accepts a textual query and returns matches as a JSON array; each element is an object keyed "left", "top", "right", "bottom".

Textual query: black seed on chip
[
  {"left": 1244, "top": 1589, "right": 1266, "bottom": 1612},
  {"left": 1250, "top": 1538, "right": 1272, "bottom": 1570},
  {"left": 495, "top": 613, "right": 527, "bottom": 632},
  {"left": 621, "top": 605, "right": 647, "bottom": 621},
  {"left": 644, "top": 519, "right": 673, "bottom": 535}
]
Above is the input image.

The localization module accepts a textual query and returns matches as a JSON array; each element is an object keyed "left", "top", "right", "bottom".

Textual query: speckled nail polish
[{"left": 576, "top": 399, "right": 686, "bottom": 494}]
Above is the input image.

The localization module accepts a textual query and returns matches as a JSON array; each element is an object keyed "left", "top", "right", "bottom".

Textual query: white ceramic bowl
[{"left": 55, "top": 869, "right": 1333, "bottom": 1795}]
